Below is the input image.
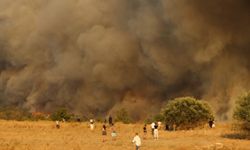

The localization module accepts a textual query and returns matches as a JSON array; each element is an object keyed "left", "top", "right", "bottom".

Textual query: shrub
[
  {"left": 115, "top": 108, "right": 131, "bottom": 124},
  {"left": 50, "top": 108, "right": 72, "bottom": 121},
  {"left": 162, "top": 97, "right": 214, "bottom": 130},
  {"left": 233, "top": 92, "right": 250, "bottom": 131}
]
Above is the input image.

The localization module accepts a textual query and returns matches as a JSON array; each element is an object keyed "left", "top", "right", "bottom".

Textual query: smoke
[{"left": 0, "top": 0, "right": 249, "bottom": 120}]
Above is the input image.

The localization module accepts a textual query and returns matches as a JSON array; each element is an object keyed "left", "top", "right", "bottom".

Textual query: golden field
[{"left": 0, "top": 120, "right": 249, "bottom": 150}]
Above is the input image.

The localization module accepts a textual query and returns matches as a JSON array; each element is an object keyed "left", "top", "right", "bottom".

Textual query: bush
[
  {"left": 115, "top": 108, "right": 131, "bottom": 124},
  {"left": 50, "top": 108, "right": 72, "bottom": 121},
  {"left": 162, "top": 97, "right": 214, "bottom": 130},
  {"left": 233, "top": 92, "right": 250, "bottom": 131}
]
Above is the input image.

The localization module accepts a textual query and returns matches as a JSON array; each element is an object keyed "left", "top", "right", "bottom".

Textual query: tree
[
  {"left": 162, "top": 97, "right": 214, "bottom": 130},
  {"left": 233, "top": 92, "right": 250, "bottom": 131},
  {"left": 50, "top": 108, "right": 72, "bottom": 121}
]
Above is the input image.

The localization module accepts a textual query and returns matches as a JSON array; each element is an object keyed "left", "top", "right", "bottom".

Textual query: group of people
[
  {"left": 101, "top": 118, "right": 117, "bottom": 142},
  {"left": 91, "top": 116, "right": 144, "bottom": 149},
  {"left": 87, "top": 116, "right": 117, "bottom": 142},
  {"left": 54, "top": 118, "right": 160, "bottom": 150},
  {"left": 101, "top": 120, "right": 162, "bottom": 149},
  {"left": 150, "top": 122, "right": 161, "bottom": 140},
  {"left": 54, "top": 117, "right": 215, "bottom": 150}
]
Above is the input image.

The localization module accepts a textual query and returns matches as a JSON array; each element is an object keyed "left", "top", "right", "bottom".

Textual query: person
[
  {"left": 173, "top": 124, "right": 176, "bottom": 131},
  {"left": 132, "top": 133, "right": 141, "bottom": 150},
  {"left": 102, "top": 124, "right": 107, "bottom": 142},
  {"left": 165, "top": 124, "right": 170, "bottom": 131},
  {"left": 111, "top": 127, "right": 117, "bottom": 141},
  {"left": 56, "top": 120, "right": 60, "bottom": 129},
  {"left": 143, "top": 124, "right": 147, "bottom": 139},
  {"left": 208, "top": 120, "right": 215, "bottom": 128},
  {"left": 90, "top": 119, "right": 95, "bottom": 131},
  {"left": 154, "top": 123, "right": 159, "bottom": 140},
  {"left": 157, "top": 121, "right": 162, "bottom": 130},
  {"left": 109, "top": 115, "right": 113, "bottom": 126},
  {"left": 151, "top": 122, "right": 155, "bottom": 136}
]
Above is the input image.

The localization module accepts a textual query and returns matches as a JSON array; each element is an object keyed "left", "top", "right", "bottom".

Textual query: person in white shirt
[
  {"left": 154, "top": 123, "right": 159, "bottom": 140},
  {"left": 157, "top": 121, "right": 162, "bottom": 130},
  {"left": 151, "top": 122, "right": 155, "bottom": 136},
  {"left": 55, "top": 120, "right": 60, "bottom": 129},
  {"left": 89, "top": 119, "right": 95, "bottom": 131},
  {"left": 132, "top": 133, "right": 141, "bottom": 150}
]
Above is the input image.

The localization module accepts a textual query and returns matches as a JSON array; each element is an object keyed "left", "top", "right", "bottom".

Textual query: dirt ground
[{"left": 0, "top": 120, "right": 249, "bottom": 150}]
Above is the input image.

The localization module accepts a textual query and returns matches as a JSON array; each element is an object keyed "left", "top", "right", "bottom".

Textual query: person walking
[{"left": 132, "top": 133, "right": 141, "bottom": 150}]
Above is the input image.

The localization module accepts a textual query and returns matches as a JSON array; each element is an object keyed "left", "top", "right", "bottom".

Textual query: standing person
[
  {"left": 109, "top": 115, "right": 113, "bottom": 126},
  {"left": 111, "top": 126, "right": 117, "bottom": 141},
  {"left": 173, "top": 124, "right": 176, "bottom": 131},
  {"left": 89, "top": 119, "right": 95, "bottom": 131},
  {"left": 132, "top": 133, "right": 141, "bottom": 150},
  {"left": 151, "top": 122, "right": 155, "bottom": 136},
  {"left": 56, "top": 120, "right": 60, "bottom": 129},
  {"left": 208, "top": 120, "right": 215, "bottom": 128},
  {"left": 102, "top": 124, "right": 107, "bottom": 142},
  {"left": 157, "top": 121, "right": 162, "bottom": 130},
  {"left": 143, "top": 124, "right": 147, "bottom": 139},
  {"left": 165, "top": 124, "right": 170, "bottom": 131},
  {"left": 154, "top": 123, "right": 159, "bottom": 140}
]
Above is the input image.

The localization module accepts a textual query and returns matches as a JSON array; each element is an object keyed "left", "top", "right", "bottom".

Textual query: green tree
[
  {"left": 162, "top": 97, "right": 214, "bottom": 130},
  {"left": 233, "top": 92, "right": 250, "bottom": 131}
]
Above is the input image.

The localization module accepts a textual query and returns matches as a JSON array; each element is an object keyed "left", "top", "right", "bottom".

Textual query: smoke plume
[{"left": 0, "top": 0, "right": 249, "bottom": 120}]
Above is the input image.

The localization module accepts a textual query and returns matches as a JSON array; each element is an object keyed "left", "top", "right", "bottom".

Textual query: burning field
[{"left": 0, "top": 120, "right": 249, "bottom": 150}]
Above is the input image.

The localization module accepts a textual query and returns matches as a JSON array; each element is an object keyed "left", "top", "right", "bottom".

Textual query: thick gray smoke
[{"left": 0, "top": 0, "right": 249, "bottom": 120}]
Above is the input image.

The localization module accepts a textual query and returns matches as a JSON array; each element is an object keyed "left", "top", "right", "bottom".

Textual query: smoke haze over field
[{"left": 0, "top": 0, "right": 249, "bottom": 120}]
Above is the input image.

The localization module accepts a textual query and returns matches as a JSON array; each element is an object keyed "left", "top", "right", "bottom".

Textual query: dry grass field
[{"left": 0, "top": 120, "right": 249, "bottom": 150}]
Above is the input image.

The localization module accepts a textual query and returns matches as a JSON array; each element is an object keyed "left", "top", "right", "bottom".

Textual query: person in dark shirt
[
  {"left": 102, "top": 124, "right": 107, "bottom": 142},
  {"left": 143, "top": 124, "right": 147, "bottom": 139},
  {"left": 109, "top": 115, "right": 113, "bottom": 126},
  {"left": 154, "top": 123, "right": 159, "bottom": 139},
  {"left": 165, "top": 124, "right": 170, "bottom": 131},
  {"left": 208, "top": 120, "right": 215, "bottom": 128}
]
